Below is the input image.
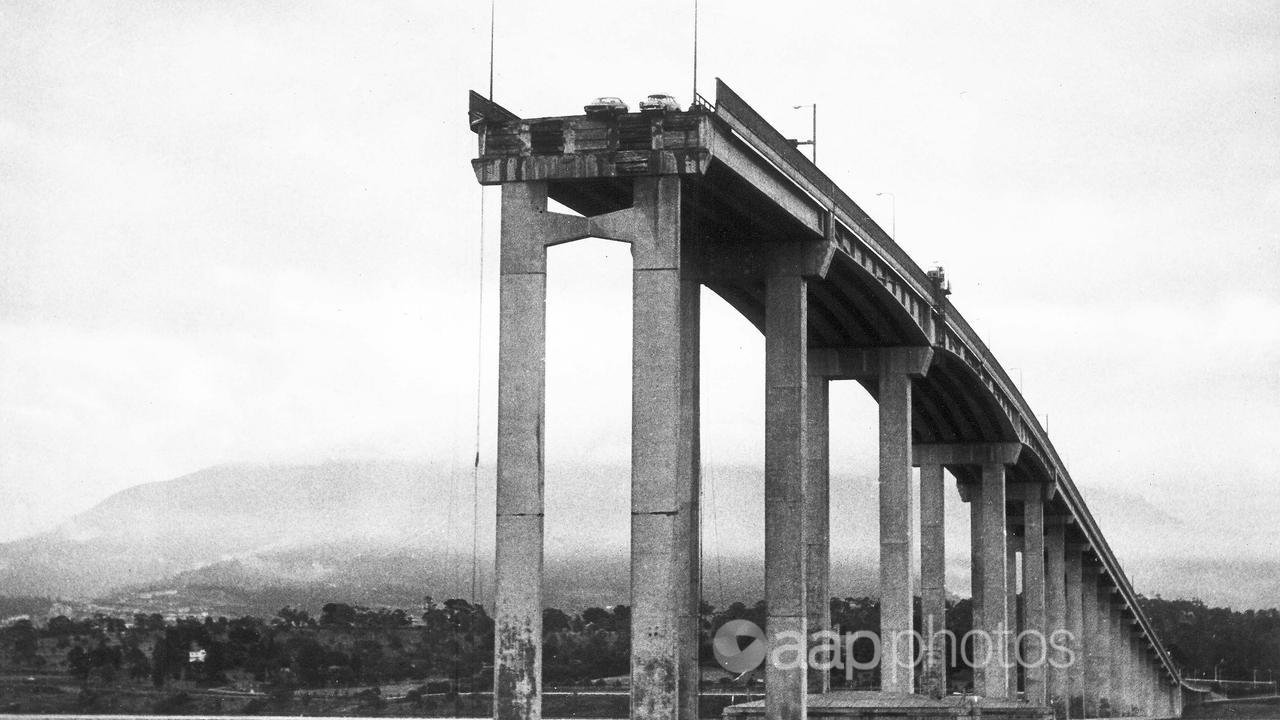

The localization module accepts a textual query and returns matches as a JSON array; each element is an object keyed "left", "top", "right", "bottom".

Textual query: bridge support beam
[
  {"left": 492, "top": 178, "right": 706, "bottom": 720},
  {"left": 814, "top": 348, "right": 933, "bottom": 696},
  {"left": 1151, "top": 652, "right": 1162, "bottom": 717},
  {"left": 1007, "top": 533, "right": 1021, "bottom": 698},
  {"left": 980, "top": 463, "right": 1013, "bottom": 698},
  {"left": 804, "top": 372, "right": 831, "bottom": 694},
  {"left": 926, "top": 442, "right": 1020, "bottom": 699},
  {"left": 627, "top": 176, "right": 701, "bottom": 720},
  {"left": 764, "top": 272, "right": 808, "bottom": 720},
  {"left": 1093, "top": 573, "right": 1116, "bottom": 716},
  {"left": 1045, "top": 518, "right": 1068, "bottom": 716},
  {"left": 1064, "top": 545, "right": 1085, "bottom": 718},
  {"left": 1081, "top": 561, "right": 1103, "bottom": 717},
  {"left": 878, "top": 348, "right": 932, "bottom": 694},
  {"left": 1128, "top": 630, "right": 1142, "bottom": 716},
  {"left": 1109, "top": 601, "right": 1126, "bottom": 716},
  {"left": 970, "top": 489, "right": 985, "bottom": 695},
  {"left": 919, "top": 461, "right": 947, "bottom": 698},
  {"left": 1022, "top": 488, "right": 1048, "bottom": 705},
  {"left": 493, "top": 181, "right": 552, "bottom": 720}
]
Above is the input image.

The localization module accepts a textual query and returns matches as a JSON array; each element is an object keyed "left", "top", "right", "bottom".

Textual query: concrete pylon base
[{"left": 724, "top": 691, "right": 1054, "bottom": 720}]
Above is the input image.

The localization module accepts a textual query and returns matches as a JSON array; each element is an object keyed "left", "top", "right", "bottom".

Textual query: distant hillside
[{"left": 0, "top": 460, "right": 1276, "bottom": 615}]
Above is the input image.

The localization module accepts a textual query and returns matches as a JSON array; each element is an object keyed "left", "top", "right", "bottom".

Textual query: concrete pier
[
  {"left": 970, "top": 491, "right": 986, "bottom": 695},
  {"left": 1044, "top": 518, "right": 1067, "bottom": 714},
  {"left": 805, "top": 373, "right": 831, "bottom": 694},
  {"left": 764, "top": 272, "right": 808, "bottom": 720},
  {"left": 1022, "top": 490, "right": 1047, "bottom": 705},
  {"left": 1006, "top": 533, "right": 1020, "bottom": 697},
  {"left": 1081, "top": 559, "right": 1101, "bottom": 717},
  {"left": 628, "top": 176, "right": 700, "bottom": 720},
  {"left": 980, "top": 462, "right": 1010, "bottom": 698},
  {"left": 919, "top": 461, "right": 947, "bottom": 698},
  {"left": 494, "top": 182, "right": 550, "bottom": 720},
  {"left": 920, "top": 442, "right": 1019, "bottom": 699},
  {"left": 878, "top": 362, "right": 915, "bottom": 694},
  {"left": 1108, "top": 602, "right": 1124, "bottom": 716}
]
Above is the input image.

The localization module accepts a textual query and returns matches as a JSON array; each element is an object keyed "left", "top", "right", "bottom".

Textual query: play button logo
[{"left": 713, "top": 619, "right": 767, "bottom": 673}]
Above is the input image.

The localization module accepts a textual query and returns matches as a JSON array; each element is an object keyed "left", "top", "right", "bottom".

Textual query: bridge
[{"left": 469, "top": 80, "right": 1189, "bottom": 720}]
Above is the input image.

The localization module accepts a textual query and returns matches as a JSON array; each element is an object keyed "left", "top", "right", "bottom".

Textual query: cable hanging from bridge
[{"left": 468, "top": 0, "right": 498, "bottom": 608}]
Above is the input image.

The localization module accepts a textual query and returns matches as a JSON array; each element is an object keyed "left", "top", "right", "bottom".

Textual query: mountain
[{"left": 0, "top": 461, "right": 1275, "bottom": 615}]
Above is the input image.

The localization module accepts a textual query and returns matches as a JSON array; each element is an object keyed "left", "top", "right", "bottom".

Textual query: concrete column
[
  {"left": 674, "top": 269, "right": 702, "bottom": 720},
  {"left": 805, "top": 375, "right": 831, "bottom": 694},
  {"left": 1094, "top": 581, "right": 1114, "bottom": 716},
  {"left": 764, "top": 272, "right": 808, "bottom": 720},
  {"left": 879, "top": 363, "right": 915, "bottom": 694},
  {"left": 920, "top": 462, "right": 947, "bottom": 698},
  {"left": 1007, "top": 534, "right": 1020, "bottom": 697},
  {"left": 494, "top": 182, "right": 549, "bottom": 720},
  {"left": 979, "top": 462, "right": 1010, "bottom": 698},
  {"left": 1152, "top": 659, "right": 1162, "bottom": 718},
  {"left": 1024, "top": 492, "right": 1047, "bottom": 705},
  {"left": 629, "top": 176, "right": 699, "bottom": 720},
  {"left": 1064, "top": 547, "right": 1085, "bottom": 718},
  {"left": 970, "top": 492, "right": 985, "bottom": 694},
  {"left": 1128, "top": 633, "right": 1142, "bottom": 717},
  {"left": 1109, "top": 604, "right": 1125, "bottom": 716},
  {"left": 1045, "top": 520, "right": 1068, "bottom": 715},
  {"left": 1152, "top": 653, "right": 1162, "bottom": 712},
  {"left": 1081, "top": 564, "right": 1102, "bottom": 717}
]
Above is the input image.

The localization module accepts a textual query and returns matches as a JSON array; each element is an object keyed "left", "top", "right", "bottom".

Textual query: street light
[
  {"left": 876, "top": 192, "right": 896, "bottom": 239},
  {"left": 792, "top": 103, "right": 816, "bottom": 163}
]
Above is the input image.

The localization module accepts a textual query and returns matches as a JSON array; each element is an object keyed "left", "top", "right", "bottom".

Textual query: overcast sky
[{"left": 2, "top": 1, "right": 1278, "bottom": 567}]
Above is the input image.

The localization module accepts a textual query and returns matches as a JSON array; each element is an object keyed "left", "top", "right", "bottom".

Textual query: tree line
[{"left": 0, "top": 595, "right": 1274, "bottom": 691}]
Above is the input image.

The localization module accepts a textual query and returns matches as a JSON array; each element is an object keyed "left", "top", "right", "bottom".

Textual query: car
[
  {"left": 584, "top": 96, "right": 628, "bottom": 117},
  {"left": 639, "top": 93, "right": 681, "bottom": 114}
]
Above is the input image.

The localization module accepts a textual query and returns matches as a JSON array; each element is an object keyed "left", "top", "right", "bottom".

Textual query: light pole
[
  {"left": 876, "top": 192, "right": 896, "bottom": 239},
  {"left": 792, "top": 103, "right": 816, "bottom": 163}
]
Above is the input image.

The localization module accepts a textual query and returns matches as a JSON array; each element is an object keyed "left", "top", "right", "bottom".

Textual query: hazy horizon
[{"left": 2, "top": 1, "right": 1277, "bottom": 603}]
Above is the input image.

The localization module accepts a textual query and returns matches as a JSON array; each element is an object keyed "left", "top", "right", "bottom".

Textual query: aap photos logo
[{"left": 713, "top": 620, "right": 767, "bottom": 673}]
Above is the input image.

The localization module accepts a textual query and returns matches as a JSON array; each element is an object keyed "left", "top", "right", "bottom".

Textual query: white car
[
  {"left": 584, "top": 96, "right": 628, "bottom": 117},
  {"left": 639, "top": 93, "right": 681, "bottom": 114}
]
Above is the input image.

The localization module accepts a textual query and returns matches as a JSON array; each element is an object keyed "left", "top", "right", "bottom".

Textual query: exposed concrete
[
  {"left": 1023, "top": 491, "right": 1047, "bottom": 705},
  {"left": 806, "top": 374, "right": 831, "bottom": 694},
  {"left": 1064, "top": 547, "right": 1085, "bottom": 718},
  {"left": 765, "top": 272, "right": 808, "bottom": 720},
  {"left": 628, "top": 176, "right": 701, "bottom": 720},
  {"left": 1044, "top": 519, "right": 1067, "bottom": 714},
  {"left": 920, "top": 442, "right": 1021, "bottom": 698},
  {"left": 914, "top": 442, "right": 1022, "bottom": 466},
  {"left": 879, "top": 352, "right": 920, "bottom": 695},
  {"left": 969, "top": 490, "right": 985, "bottom": 695},
  {"left": 980, "top": 462, "right": 1010, "bottom": 698},
  {"left": 1108, "top": 603, "right": 1125, "bottom": 717},
  {"left": 1128, "top": 631, "right": 1142, "bottom": 717},
  {"left": 1007, "top": 534, "right": 1020, "bottom": 698},
  {"left": 1153, "top": 660, "right": 1161, "bottom": 717},
  {"left": 1081, "top": 563, "right": 1102, "bottom": 717},
  {"left": 1091, "top": 576, "right": 1114, "bottom": 716},
  {"left": 919, "top": 462, "right": 947, "bottom": 698},
  {"left": 494, "top": 181, "right": 549, "bottom": 720}
]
